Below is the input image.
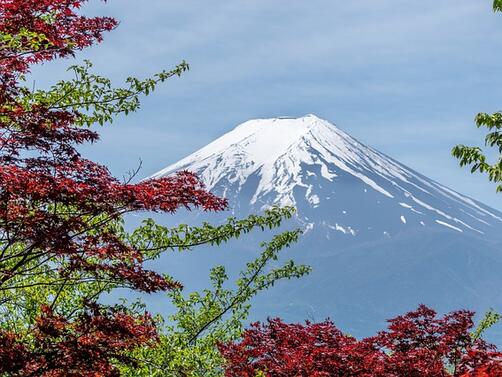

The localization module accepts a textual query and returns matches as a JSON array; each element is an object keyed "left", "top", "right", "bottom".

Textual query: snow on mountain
[{"left": 151, "top": 114, "right": 502, "bottom": 239}]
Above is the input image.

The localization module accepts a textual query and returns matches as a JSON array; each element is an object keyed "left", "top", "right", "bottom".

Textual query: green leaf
[
  {"left": 494, "top": 0, "right": 502, "bottom": 12},
  {"left": 472, "top": 309, "right": 502, "bottom": 340}
]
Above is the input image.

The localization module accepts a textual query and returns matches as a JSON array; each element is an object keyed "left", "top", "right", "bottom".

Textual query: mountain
[
  {"left": 150, "top": 114, "right": 502, "bottom": 342},
  {"left": 152, "top": 114, "right": 501, "bottom": 239}
]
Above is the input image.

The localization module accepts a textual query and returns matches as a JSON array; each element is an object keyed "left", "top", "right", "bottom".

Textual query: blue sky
[{"left": 33, "top": 0, "right": 502, "bottom": 209}]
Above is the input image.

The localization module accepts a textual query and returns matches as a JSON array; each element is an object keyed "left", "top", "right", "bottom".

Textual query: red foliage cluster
[
  {"left": 0, "top": 0, "right": 227, "bottom": 294},
  {"left": 0, "top": 0, "right": 227, "bottom": 374},
  {"left": 0, "top": 304, "right": 158, "bottom": 376},
  {"left": 0, "top": 0, "right": 116, "bottom": 91},
  {"left": 218, "top": 305, "right": 502, "bottom": 377}
]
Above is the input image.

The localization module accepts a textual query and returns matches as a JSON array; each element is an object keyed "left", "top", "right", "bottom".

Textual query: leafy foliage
[
  {"left": 0, "top": 1, "right": 312, "bottom": 375},
  {"left": 21, "top": 59, "right": 190, "bottom": 127},
  {"left": 472, "top": 309, "right": 502, "bottom": 341},
  {"left": 121, "top": 221, "right": 310, "bottom": 376},
  {"left": 452, "top": 110, "right": 502, "bottom": 192},
  {"left": 0, "top": 0, "right": 231, "bottom": 374},
  {"left": 219, "top": 305, "right": 502, "bottom": 377},
  {"left": 495, "top": 0, "right": 502, "bottom": 12},
  {"left": 0, "top": 304, "right": 159, "bottom": 376}
]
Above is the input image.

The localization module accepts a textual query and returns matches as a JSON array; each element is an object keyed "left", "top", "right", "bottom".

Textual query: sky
[{"left": 32, "top": 0, "right": 502, "bottom": 210}]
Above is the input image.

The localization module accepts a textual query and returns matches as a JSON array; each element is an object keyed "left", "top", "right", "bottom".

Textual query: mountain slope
[
  {"left": 151, "top": 114, "right": 502, "bottom": 240},
  {"left": 150, "top": 114, "right": 502, "bottom": 342}
]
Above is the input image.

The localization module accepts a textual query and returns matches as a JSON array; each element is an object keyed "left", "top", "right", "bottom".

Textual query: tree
[
  {"left": 121, "top": 221, "right": 310, "bottom": 376},
  {"left": 0, "top": 1, "right": 310, "bottom": 375},
  {"left": 0, "top": 0, "right": 226, "bottom": 374},
  {"left": 218, "top": 305, "right": 502, "bottom": 377}
]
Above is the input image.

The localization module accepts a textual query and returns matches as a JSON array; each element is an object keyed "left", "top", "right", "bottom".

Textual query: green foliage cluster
[
  {"left": 126, "top": 206, "right": 296, "bottom": 255},
  {"left": 21, "top": 60, "right": 189, "bottom": 126},
  {"left": 122, "top": 226, "right": 310, "bottom": 376},
  {"left": 0, "top": 28, "right": 52, "bottom": 52},
  {"left": 452, "top": 111, "right": 502, "bottom": 192},
  {"left": 472, "top": 309, "right": 502, "bottom": 341},
  {"left": 495, "top": 0, "right": 502, "bottom": 12}
]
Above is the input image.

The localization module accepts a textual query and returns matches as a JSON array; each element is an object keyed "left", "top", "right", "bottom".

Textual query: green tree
[{"left": 121, "top": 225, "right": 310, "bottom": 376}]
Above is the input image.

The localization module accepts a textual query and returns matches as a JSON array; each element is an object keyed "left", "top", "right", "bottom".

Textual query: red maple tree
[
  {"left": 0, "top": 0, "right": 226, "bottom": 375},
  {"left": 218, "top": 305, "right": 502, "bottom": 377}
]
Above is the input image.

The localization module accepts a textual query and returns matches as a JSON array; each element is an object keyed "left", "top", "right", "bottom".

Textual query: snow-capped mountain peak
[
  {"left": 151, "top": 115, "right": 502, "bottom": 239},
  {"left": 152, "top": 115, "right": 393, "bottom": 203}
]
